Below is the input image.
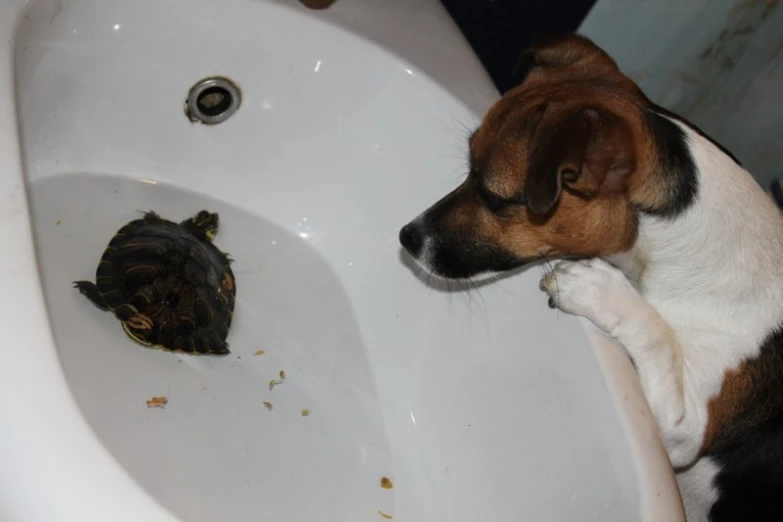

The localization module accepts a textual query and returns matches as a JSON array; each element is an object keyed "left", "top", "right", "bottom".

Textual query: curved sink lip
[
  {"left": 581, "top": 321, "right": 686, "bottom": 519},
  {"left": 0, "top": 2, "right": 179, "bottom": 521},
  {"left": 0, "top": 0, "right": 684, "bottom": 520}
]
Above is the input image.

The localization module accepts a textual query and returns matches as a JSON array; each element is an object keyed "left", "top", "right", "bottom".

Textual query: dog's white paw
[{"left": 539, "top": 258, "right": 640, "bottom": 336}]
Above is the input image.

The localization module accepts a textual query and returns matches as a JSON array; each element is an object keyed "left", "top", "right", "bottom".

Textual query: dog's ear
[
  {"left": 525, "top": 107, "right": 635, "bottom": 215},
  {"left": 513, "top": 34, "right": 618, "bottom": 87},
  {"left": 512, "top": 49, "right": 537, "bottom": 85}
]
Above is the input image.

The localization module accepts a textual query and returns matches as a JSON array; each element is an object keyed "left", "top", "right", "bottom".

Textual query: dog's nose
[{"left": 399, "top": 222, "right": 423, "bottom": 257}]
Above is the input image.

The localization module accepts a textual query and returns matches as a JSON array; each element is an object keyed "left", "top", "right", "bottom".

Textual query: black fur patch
[
  {"left": 412, "top": 184, "right": 529, "bottom": 279},
  {"left": 639, "top": 110, "right": 699, "bottom": 218},
  {"left": 650, "top": 103, "right": 743, "bottom": 168},
  {"left": 429, "top": 233, "right": 528, "bottom": 279},
  {"left": 708, "top": 325, "right": 783, "bottom": 522},
  {"left": 709, "top": 420, "right": 783, "bottom": 522},
  {"left": 511, "top": 49, "right": 537, "bottom": 85}
]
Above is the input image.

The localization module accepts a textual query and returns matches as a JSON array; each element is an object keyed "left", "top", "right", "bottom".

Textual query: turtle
[{"left": 73, "top": 210, "right": 236, "bottom": 355}]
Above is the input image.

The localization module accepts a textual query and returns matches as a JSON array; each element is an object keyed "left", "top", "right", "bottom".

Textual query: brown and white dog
[{"left": 399, "top": 35, "right": 783, "bottom": 522}]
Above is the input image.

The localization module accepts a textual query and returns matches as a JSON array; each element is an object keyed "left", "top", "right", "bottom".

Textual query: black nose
[{"left": 399, "top": 222, "right": 424, "bottom": 257}]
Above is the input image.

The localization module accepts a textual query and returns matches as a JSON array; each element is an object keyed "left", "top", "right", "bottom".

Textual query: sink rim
[{"left": 0, "top": 2, "right": 180, "bottom": 521}]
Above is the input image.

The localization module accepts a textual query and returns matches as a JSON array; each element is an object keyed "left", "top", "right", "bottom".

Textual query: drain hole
[
  {"left": 197, "top": 86, "right": 232, "bottom": 117},
  {"left": 186, "top": 77, "right": 241, "bottom": 125}
]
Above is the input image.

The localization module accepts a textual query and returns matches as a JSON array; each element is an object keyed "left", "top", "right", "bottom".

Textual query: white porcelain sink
[{"left": 0, "top": 1, "right": 684, "bottom": 521}]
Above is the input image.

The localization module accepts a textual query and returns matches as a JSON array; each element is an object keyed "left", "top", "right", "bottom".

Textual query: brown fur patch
[
  {"left": 702, "top": 364, "right": 756, "bottom": 454},
  {"left": 701, "top": 330, "right": 783, "bottom": 455},
  {"left": 458, "top": 34, "right": 664, "bottom": 260},
  {"left": 404, "top": 35, "right": 695, "bottom": 279}
]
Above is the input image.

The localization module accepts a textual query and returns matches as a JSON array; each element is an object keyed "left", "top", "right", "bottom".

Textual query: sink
[{"left": 0, "top": 0, "right": 685, "bottom": 521}]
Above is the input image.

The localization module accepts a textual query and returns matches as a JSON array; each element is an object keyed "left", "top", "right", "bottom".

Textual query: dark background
[{"left": 440, "top": 0, "right": 597, "bottom": 93}]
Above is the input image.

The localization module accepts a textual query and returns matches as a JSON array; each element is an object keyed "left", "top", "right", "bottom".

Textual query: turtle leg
[
  {"left": 213, "top": 341, "right": 230, "bottom": 356},
  {"left": 153, "top": 318, "right": 230, "bottom": 356},
  {"left": 202, "top": 330, "right": 230, "bottom": 356},
  {"left": 73, "top": 281, "right": 109, "bottom": 311},
  {"left": 179, "top": 330, "right": 230, "bottom": 356}
]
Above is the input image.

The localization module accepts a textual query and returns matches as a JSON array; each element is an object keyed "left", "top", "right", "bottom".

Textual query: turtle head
[{"left": 183, "top": 210, "right": 219, "bottom": 241}]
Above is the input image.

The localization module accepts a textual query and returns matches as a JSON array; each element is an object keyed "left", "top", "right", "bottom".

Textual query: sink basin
[{"left": 0, "top": 0, "right": 685, "bottom": 521}]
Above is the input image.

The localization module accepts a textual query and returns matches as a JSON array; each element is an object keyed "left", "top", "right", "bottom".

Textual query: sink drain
[{"left": 185, "top": 77, "right": 241, "bottom": 125}]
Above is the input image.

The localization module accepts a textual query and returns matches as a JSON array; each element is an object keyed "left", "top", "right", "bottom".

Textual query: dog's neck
[{"left": 610, "top": 119, "right": 783, "bottom": 305}]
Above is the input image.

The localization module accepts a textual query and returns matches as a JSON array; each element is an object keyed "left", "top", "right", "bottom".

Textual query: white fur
[
  {"left": 419, "top": 235, "right": 436, "bottom": 273},
  {"left": 676, "top": 458, "right": 720, "bottom": 522},
  {"left": 540, "top": 119, "right": 783, "bottom": 518}
]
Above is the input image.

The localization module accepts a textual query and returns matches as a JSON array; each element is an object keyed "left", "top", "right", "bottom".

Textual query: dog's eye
[
  {"left": 481, "top": 192, "right": 513, "bottom": 213},
  {"left": 477, "top": 187, "right": 526, "bottom": 214},
  {"left": 469, "top": 173, "right": 526, "bottom": 214}
]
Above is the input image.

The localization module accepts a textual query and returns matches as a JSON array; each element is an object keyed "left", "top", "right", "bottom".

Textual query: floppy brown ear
[
  {"left": 525, "top": 107, "right": 635, "bottom": 215},
  {"left": 531, "top": 34, "right": 619, "bottom": 74},
  {"left": 513, "top": 35, "right": 618, "bottom": 86}
]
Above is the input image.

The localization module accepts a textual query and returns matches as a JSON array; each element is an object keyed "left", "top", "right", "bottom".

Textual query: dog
[{"left": 398, "top": 34, "right": 783, "bottom": 522}]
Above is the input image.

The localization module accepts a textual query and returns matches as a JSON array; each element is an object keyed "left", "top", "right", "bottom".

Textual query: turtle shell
[{"left": 74, "top": 210, "right": 236, "bottom": 355}]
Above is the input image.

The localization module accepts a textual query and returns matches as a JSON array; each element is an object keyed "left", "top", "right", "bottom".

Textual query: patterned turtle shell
[{"left": 73, "top": 210, "right": 236, "bottom": 355}]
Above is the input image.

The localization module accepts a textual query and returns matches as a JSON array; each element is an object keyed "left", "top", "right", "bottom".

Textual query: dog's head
[{"left": 400, "top": 35, "right": 668, "bottom": 280}]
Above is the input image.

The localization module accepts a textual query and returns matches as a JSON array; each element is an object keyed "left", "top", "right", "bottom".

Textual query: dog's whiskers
[
  {"left": 449, "top": 115, "right": 475, "bottom": 141},
  {"left": 539, "top": 252, "right": 561, "bottom": 319},
  {"left": 466, "top": 277, "right": 489, "bottom": 323}
]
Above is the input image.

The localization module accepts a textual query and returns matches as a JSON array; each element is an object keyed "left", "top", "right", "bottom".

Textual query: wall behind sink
[
  {"left": 580, "top": 0, "right": 783, "bottom": 190},
  {"left": 443, "top": 0, "right": 782, "bottom": 191},
  {"left": 298, "top": 0, "right": 783, "bottom": 190}
]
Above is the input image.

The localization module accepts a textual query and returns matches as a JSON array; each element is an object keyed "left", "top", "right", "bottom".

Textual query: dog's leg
[{"left": 540, "top": 258, "right": 696, "bottom": 466}]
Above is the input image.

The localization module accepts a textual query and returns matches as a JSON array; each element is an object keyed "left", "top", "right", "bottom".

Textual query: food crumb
[
  {"left": 279, "top": 370, "right": 286, "bottom": 380},
  {"left": 380, "top": 477, "right": 393, "bottom": 489},
  {"left": 55, "top": 220, "right": 62, "bottom": 225},
  {"left": 301, "top": 409, "right": 311, "bottom": 417},
  {"left": 268, "top": 379, "right": 284, "bottom": 390},
  {"left": 377, "top": 510, "right": 393, "bottom": 520},
  {"left": 146, "top": 396, "right": 167, "bottom": 408},
  {"left": 253, "top": 350, "right": 266, "bottom": 356},
  {"left": 263, "top": 401, "right": 273, "bottom": 411}
]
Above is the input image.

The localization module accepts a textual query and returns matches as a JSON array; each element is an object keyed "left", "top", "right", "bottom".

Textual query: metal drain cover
[{"left": 185, "top": 77, "right": 241, "bottom": 125}]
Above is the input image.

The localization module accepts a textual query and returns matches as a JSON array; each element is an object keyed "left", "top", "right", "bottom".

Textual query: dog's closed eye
[{"left": 473, "top": 179, "right": 527, "bottom": 214}]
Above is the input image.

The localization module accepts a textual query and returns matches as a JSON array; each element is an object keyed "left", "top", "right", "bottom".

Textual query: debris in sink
[
  {"left": 253, "top": 349, "right": 266, "bottom": 356},
  {"left": 279, "top": 370, "right": 286, "bottom": 380},
  {"left": 263, "top": 401, "right": 273, "bottom": 411},
  {"left": 380, "top": 477, "right": 393, "bottom": 489},
  {"left": 146, "top": 396, "right": 168, "bottom": 408},
  {"left": 56, "top": 219, "right": 62, "bottom": 225},
  {"left": 268, "top": 379, "right": 284, "bottom": 390},
  {"left": 377, "top": 510, "right": 393, "bottom": 519},
  {"left": 300, "top": 409, "right": 311, "bottom": 417},
  {"left": 72, "top": 210, "right": 236, "bottom": 356}
]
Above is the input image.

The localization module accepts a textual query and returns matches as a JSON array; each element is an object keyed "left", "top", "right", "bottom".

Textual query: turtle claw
[{"left": 211, "top": 342, "right": 230, "bottom": 356}]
